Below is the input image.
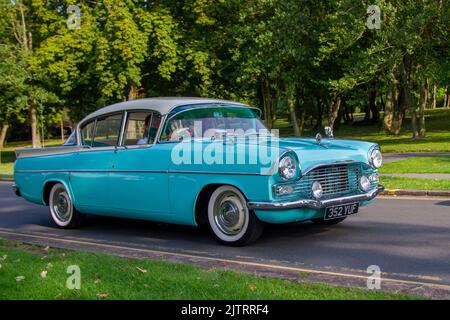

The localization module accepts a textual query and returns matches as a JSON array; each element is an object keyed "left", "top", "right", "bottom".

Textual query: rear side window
[
  {"left": 80, "top": 113, "right": 123, "bottom": 147},
  {"left": 92, "top": 114, "right": 123, "bottom": 147}
]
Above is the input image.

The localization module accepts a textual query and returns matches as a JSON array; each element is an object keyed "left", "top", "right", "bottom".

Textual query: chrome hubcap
[
  {"left": 213, "top": 192, "right": 245, "bottom": 236},
  {"left": 52, "top": 188, "right": 72, "bottom": 222}
]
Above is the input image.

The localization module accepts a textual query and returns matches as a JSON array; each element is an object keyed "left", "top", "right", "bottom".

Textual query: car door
[
  {"left": 70, "top": 113, "right": 123, "bottom": 211},
  {"left": 109, "top": 111, "right": 171, "bottom": 218}
]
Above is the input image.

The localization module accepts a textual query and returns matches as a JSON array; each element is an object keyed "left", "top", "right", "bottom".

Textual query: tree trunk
[
  {"left": 383, "top": 87, "right": 403, "bottom": 135},
  {"left": 411, "top": 106, "right": 418, "bottom": 139},
  {"left": 287, "top": 93, "right": 301, "bottom": 137},
  {"left": 0, "top": 117, "right": 10, "bottom": 149},
  {"left": 60, "top": 117, "right": 65, "bottom": 142},
  {"left": 259, "top": 75, "right": 273, "bottom": 129},
  {"left": 418, "top": 79, "right": 428, "bottom": 138},
  {"left": 364, "top": 102, "right": 371, "bottom": 122},
  {"left": 128, "top": 83, "right": 138, "bottom": 100},
  {"left": 327, "top": 96, "right": 341, "bottom": 130},
  {"left": 369, "top": 90, "right": 379, "bottom": 122},
  {"left": 411, "top": 102, "right": 418, "bottom": 139},
  {"left": 432, "top": 85, "right": 437, "bottom": 109},
  {"left": 383, "top": 90, "right": 394, "bottom": 134},
  {"left": 313, "top": 96, "right": 323, "bottom": 131},
  {"left": 391, "top": 86, "right": 403, "bottom": 135},
  {"left": 30, "top": 102, "right": 40, "bottom": 148},
  {"left": 299, "top": 109, "right": 306, "bottom": 135},
  {"left": 444, "top": 86, "right": 449, "bottom": 108}
]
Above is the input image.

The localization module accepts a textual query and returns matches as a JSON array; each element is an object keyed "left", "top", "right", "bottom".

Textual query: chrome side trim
[
  {"left": 247, "top": 185, "right": 384, "bottom": 210},
  {"left": 14, "top": 169, "right": 266, "bottom": 176},
  {"left": 15, "top": 146, "right": 84, "bottom": 159}
]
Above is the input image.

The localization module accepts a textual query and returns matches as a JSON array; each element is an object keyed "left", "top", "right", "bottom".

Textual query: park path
[
  {"left": 383, "top": 152, "right": 450, "bottom": 163},
  {"left": 380, "top": 173, "right": 450, "bottom": 179}
]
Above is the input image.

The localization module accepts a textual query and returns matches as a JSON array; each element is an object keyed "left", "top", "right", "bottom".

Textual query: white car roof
[{"left": 79, "top": 97, "right": 249, "bottom": 124}]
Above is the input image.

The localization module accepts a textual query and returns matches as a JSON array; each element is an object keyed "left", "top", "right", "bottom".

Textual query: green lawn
[
  {"left": 380, "top": 176, "right": 450, "bottom": 191},
  {"left": 0, "top": 238, "right": 418, "bottom": 300},
  {"left": 0, "top": 139, "right": 62, "bottom": 176},
  {"left": 380, "top": 156, "right": 450, "bottom": 174},
  {"left": 275, "top": 108, "right": 450, "bottom": 153}
]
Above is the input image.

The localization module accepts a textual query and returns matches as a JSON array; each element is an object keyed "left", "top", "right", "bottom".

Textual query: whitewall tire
[
  {"left": 207, "top": 185, "right": 264, "bottom": 246},
  {"left": 49, "top": 183, "right": 84, "bottom": 228}
]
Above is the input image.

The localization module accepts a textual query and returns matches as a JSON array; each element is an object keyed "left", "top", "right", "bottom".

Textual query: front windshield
[{"left": 160, "top": 105, "right": 268, "bottom": 142}]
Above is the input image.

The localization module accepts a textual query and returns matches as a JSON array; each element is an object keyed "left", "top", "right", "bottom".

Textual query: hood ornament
[{"left": 315, "top": 126, "right": 333, "bottom": 146}]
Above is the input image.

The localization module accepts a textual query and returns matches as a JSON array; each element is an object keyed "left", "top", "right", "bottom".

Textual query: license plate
[{"left": 324, "top": 203, "right": 359, "bottom": 220}]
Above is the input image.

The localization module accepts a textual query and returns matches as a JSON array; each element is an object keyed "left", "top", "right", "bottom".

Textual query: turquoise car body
[{"left": 13, "top": 98, "right": 382, "bottom": 226}]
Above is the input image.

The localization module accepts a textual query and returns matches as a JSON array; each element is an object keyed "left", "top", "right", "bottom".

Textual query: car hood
[{"left": 276, "top": 137, "right": 375, "bottom": 171}]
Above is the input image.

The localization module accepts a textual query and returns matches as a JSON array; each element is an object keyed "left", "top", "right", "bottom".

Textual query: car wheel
[
  {"left": 49, "top": 183, "right": 84, "bottom": 228},
  {"left": 207, "top": 185, "right": 264, "bottom": 246},
  {"left": 311, "top": 217, "right": 347, "bottom": 225}
]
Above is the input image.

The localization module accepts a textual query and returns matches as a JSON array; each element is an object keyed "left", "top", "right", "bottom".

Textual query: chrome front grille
[
  {"left": 272, "top": 163, "right": 378, "bottom": 200},
  {"left": 295, "top": 165, "right": 360, "bottom": 199}
]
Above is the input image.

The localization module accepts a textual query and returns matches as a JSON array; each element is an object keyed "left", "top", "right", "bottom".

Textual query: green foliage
[{"left": 0, "top": 0, "right": 448, "bottom": 141}]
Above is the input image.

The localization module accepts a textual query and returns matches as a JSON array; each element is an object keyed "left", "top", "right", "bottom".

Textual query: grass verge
[
  {"left": 0, "top": 238, "right": 418, "bottom": 300},
  {"left": 380, "top": 176, "right": 450, "bottom": 191},
  {"left": 380, "top": 157, "right": 450, "bottom": 174}
]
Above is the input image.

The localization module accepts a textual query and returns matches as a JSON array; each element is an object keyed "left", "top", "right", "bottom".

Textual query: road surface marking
[{"left": 0, "top": 228, "right": 449, "bottom": 290}]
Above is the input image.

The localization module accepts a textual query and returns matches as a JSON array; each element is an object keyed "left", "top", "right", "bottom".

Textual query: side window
[
  {"left": 80, "top": 121, "right": 95, "bottom": 146},
  {"left": 92, "top": 114, "right": 123, "bottom": 147},
  {"left": 123, "top": 112, "right": 161, "bottom": 146}
]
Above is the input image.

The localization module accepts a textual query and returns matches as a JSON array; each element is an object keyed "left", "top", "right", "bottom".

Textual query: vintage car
[{"left": 13, "top": 98, "right": 384, "bottom": 246}]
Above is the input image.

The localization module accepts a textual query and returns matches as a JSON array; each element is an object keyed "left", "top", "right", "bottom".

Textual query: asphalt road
[{"left": 1, "top": 181, "right": 450, "bottom": 291}]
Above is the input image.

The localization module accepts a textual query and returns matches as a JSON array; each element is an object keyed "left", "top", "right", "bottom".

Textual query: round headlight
[
  {"left": 311, "top": 181, "right": 323, "bottom": 199},
  {"left": 360, "top": 176, "right": 371, "bottom": 192},
  {"left": 369, "top": 148, "right": 382, "bottom": 168},
  {"left": 278, "top": 156, "right": 297, "bottom": 180}
]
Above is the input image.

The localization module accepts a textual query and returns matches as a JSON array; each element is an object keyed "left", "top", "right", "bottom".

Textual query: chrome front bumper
[{"left": 247, "top": 185, "right": 384, "bottom": 210}]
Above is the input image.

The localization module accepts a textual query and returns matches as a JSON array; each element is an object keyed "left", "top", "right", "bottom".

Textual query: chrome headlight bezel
[
  {"left": 278, "top": 155, "right": 298, "bottom": 181},
  {"left": 368, "top": 146, "right": 382, "bottom": 169}
]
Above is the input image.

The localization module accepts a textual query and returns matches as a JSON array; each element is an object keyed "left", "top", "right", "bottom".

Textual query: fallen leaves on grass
[
  {"left": 136, "top": 267, "right": 147, "bottom": 273},
  {"left": 248, "top": 284, "right": 257, "bottom": 292},
  {"left": 15, "top": 276, "right": 25, "bottom": 282},
  {"left": 0, "top": 255, "right": 7, "bottom": 261},
  {"left": 96, "top": 293, "right": 110, "bottom": 298},
  {"left": 40, "top": 271, "right": 47, "bottom": 278}
]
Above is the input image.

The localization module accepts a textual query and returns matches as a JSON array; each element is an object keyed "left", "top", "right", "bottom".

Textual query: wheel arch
[
  {"left": 42, "top": 178, "right": 74, "bottom": 206},
  {"left": 194, "top": 183, "right": 249, "bottom": 226}
]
